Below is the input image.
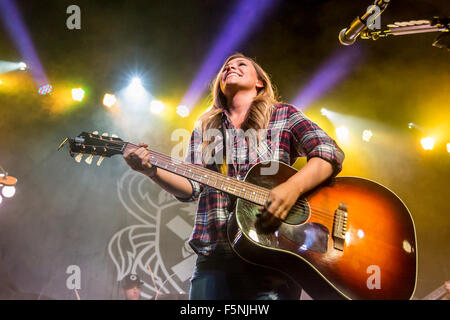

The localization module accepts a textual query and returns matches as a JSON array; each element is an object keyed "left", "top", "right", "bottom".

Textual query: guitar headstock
[{"left": 59, "top": 131, "right": 125, "bottom": 166}]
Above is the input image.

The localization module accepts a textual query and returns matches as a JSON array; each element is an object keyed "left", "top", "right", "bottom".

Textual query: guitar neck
[{"left": 124, "top": 143, "right": 270, "bottom": 205}]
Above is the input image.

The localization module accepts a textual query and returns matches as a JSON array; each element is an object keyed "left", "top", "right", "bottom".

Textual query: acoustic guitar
[{"left": 59, "top": 132, "right": 417, "bottom": 300}]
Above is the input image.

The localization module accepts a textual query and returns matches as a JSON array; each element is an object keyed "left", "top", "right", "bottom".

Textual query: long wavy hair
[{"left": 198, "top": 53, "right": 279, "bottom": 152}]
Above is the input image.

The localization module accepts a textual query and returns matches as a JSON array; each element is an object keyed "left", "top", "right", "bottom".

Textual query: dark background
[{"left": 0, "top": 0, "right": 448, "bottom": 299}]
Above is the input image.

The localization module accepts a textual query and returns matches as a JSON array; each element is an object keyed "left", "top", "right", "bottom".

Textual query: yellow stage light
[
  {"left": 447, "top": 143, "right": 450, "bottom": 153},
  {"left": 420, "top": 137, "right": 435, "bottom": 150},
  {"left": 321, "top": 108, "right": 331, "bottom": 117},
  {"left": 336, "top": 126, "right": 349, "bottom": 143},
  {"left": 176, "top": 105, "right": 190, "bottom": 118},
  {"left": 72, "top": 88, "right": 85, "bottom": 102},
  {"left": 103, "top": 93, "right": 116, "bottom": 108},
  {"left": 150, "top": 100, "right": 165, "bottom": 114},
  {"left": 362, "top": 130, "right": 373, "bottom": 142}
]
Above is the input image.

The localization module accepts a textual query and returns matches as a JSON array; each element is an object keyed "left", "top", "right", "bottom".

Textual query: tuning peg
[
  {"left": 74, "top": 153, "right": 83, "bottom": 163},
  {"left": 111, "top": 134, "right": 118, "bottom": 138},
  {"left": 102, "top": 132, "right": 109, "bottom": 137},
  {"left": 92, "top": 131, "right": 99, "bottom": 135},
  {"left": 85, "top": 154, "right": 94, "bottom": 165},
  {"left": 96, "top": 156, "right": 105, "bottom": 166}
]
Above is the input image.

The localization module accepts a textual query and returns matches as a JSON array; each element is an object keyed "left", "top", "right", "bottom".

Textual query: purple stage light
[
  {"left": 292, "top": 45, "right": 364, "bottom": 110},
  {"left": 0, "top": 0, "right": 49, "bottom": 87},
  {"left": 180, "top": 0, "right": 279, "bottom": 110}
]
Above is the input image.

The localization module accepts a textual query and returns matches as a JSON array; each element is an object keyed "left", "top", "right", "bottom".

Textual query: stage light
[
  {"left": 18, "top": 62, "right": 27, "bottom": 70},
  {"left": 128, "top": 77, "right": 143, "bottom": 93},
  {"left": 1, "top": 186, "right": 15, "bottom": 198},
  {"left": 38, "top": 84, "right": 53, "bottom": 95},
  {"left": 336, "top": 126, "right": 349, "bottom": 143},
  {"left": 0, "top": 171, "right": 17, "bottom": 202},
  {"left": 447, "top": 143, "right": 450, "bottom": 153},
  {"left": 150, "top": 100, "right": 165, "bottom": 114},
  {"left": 125, "top": 77, "right": 147, "bottom": 101},
  {"left": 103, "top": 93, "right": 116, "bottom": 108},
  {"left": 321, "top": 108, "right": 331, "bottom": 117},
  {"left": 72, "top": 88, "right": 85, "bottom": 102},
  {"left": 420, "top": 137, "right": 435, "bottom": 150},
  {"left": 176, "top": 105, "right": 190, "bottom": 118},
  {"left": 0, "top": 80, "right": 3, "bottom": 85},
  {"left": 408, "top": 122, "right": 414, "bottom": 129},
  {"left": 362, "top": 130, "right": 373, "bottom": 142},
  {"left": 179, "top": 0, "right": 279, "bottom": 111}
]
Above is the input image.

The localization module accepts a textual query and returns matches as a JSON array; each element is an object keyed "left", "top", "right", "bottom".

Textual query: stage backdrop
[{"left": 0, "top": 112, "right": 205, "bottom": 299}]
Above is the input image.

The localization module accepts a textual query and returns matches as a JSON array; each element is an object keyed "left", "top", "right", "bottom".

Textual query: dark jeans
[{"left": 189, "top": 252, "right": 300, "bottom": 300}]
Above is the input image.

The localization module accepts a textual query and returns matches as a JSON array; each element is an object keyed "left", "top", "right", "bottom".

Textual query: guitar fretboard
[{"left": 125, "top": 143, "right": 270, "bottom": 205}]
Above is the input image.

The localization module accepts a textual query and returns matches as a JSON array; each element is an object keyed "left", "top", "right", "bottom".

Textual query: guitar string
[
  {"left": 80, "top": 140, "right": 338, "bottom": 222},
  {"left": 125, "top": 144, "right": 337, "bottom": 216},
  {"left": 80, "top": 137, "right": 338, "bottom": 220},
  {"left": 150, "top": 150, "right": 342, "bottom": 223},
  {"left": 135, "top": 146, "right": 337, "bottom": 220},
  {"left": 79, "top": 139, "right": 339, "bottom": 221}
]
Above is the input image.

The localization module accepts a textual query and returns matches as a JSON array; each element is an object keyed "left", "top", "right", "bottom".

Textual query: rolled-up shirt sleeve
[
  {"left": 175, "top": 178, "right": 204, "bottom": 202},
  {"left": 174, "top": 124, "right": 205, "bottom": 202},
  {"left": 288, "top": 106, "right": 345, "bottom": 177}
]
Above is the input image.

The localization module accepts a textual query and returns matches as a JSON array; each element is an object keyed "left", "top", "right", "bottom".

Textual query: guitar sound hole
[{"left": 284, "top": 200, "right": 310, "bottom": 225}]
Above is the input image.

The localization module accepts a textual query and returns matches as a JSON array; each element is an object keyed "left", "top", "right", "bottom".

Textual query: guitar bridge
[{"left": 332, "top": 203, "right": 348, "bottom": 251}]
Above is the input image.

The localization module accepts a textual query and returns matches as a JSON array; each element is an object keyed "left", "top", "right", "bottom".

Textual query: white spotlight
[
  {"left": 126, "top": 77, "right": 146, "bottom": 101},
  {"left": 130, "top": 77, "right": 142, "bottom": 88},
  {"left": 1, "top": 186, "right": 15, "bottom": 198}
]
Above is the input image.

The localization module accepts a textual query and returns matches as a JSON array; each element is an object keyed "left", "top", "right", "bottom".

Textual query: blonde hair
[{"left": 198, "top": 53, "right": 279, "bottom": 152}]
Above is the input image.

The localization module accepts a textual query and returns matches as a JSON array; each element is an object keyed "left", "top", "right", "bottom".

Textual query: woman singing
[{"left": 123, "top": 53, "right": 345, "bottom": 299}]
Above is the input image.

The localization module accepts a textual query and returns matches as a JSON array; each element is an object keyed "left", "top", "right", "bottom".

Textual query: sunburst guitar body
[{"left": 228, "top": 161, "right": 417, "bottom": 300}]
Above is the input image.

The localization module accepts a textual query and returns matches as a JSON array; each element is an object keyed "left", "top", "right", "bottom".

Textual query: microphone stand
[{"left": 361, "top": 17, "right": 450, "bottom": 50}]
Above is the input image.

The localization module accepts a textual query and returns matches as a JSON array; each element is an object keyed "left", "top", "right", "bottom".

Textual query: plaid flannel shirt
[{"left": 176, "top": 103, "right": 345, "bottom": 256}]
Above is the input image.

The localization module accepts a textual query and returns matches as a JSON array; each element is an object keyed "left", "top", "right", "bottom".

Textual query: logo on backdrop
[{"left": 108, "top": 170, "right": 197, "bottom": 299}]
